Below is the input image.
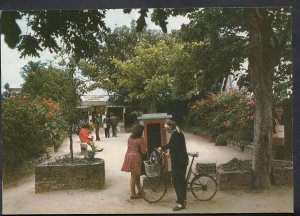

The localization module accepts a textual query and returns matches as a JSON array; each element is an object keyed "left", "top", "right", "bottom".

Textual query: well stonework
[
  {"left": 216, "top": 159, "right": 252, "bottom": 190},
  {"left": 217, "top": 169, "right": 252, "bottom": 190},
  {"left": 35, "top": 158, "right": 105, "bottom": 193},
  {"left": 217, "top": 159, "right": 293, "bottom": 190},
  {"left": 271, "top": 160, "right": 293, "bottom": 185}
]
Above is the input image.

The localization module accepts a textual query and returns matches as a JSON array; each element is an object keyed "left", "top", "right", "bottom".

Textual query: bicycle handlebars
[{"left": 154, "top": 148, "right": 199, "bottom": 158}]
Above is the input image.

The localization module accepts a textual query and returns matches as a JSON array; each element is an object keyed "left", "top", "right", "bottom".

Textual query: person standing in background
[
  {"left": 94, "top": 114, "right": 101, "bottom": 141},
  {"left": 103, "top": 114, "right": 111, "bottom": 138},
  {"left": 272, "top": 105, "right": 285, "bottom": 160},
  {"left": 89, "top": 119, "right": 94, "bottom": 133},
  {"left": 110, "top": 113, "right": 119, "bottom": 137}
]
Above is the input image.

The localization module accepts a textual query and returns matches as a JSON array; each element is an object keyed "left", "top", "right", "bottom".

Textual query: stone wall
[
  {"left": 217, "top": 159, "right": 293, "bottom": 190},
  {"left": 271, "top": 160, "right": 293, "bottom": 185},
  {"left": 217, "top": 169, "right": 252, "bottom": 190},
  {"left": 35, "top": 158, "right": 105, "bottom": 193}
]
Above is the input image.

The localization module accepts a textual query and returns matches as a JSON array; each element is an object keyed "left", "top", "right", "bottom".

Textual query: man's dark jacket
[{"left": 162, "top": 131, "right": 188, "bottom": 169}]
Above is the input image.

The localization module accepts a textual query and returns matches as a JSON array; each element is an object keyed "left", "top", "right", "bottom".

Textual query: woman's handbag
[
  {"left": 103, "top": 123, "right": 107, "bottom": 129},
  {"left": 272, "top": 125, "right": 285, "bottom": 146}
]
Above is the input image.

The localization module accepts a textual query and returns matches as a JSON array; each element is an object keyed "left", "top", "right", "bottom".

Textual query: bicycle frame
[
  {"left": 151, "top": 148, "right": 198, "bottom": 182},
  {"left": 142, "top": 148, "right": 218, "bottom": 203},
  {"left": 185, "top": 153, "right": 199, "bottom": 189}
]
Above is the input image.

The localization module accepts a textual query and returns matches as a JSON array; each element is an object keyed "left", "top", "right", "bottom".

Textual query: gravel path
[{"left": 2, "top": 130, "right": 293, "bottom": 214}]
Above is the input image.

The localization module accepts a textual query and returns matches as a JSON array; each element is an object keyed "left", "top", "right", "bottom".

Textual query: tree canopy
[{"left": 1, "top": 10, "right": 108, "bottom": 60}]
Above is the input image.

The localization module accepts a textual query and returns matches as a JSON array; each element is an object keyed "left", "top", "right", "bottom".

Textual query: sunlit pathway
[{"left": 2, "top": 129, "right": 293, "bottom": 214}]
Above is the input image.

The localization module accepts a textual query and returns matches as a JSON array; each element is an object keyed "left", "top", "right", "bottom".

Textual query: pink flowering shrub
[
  {"left": 2, "top": 95, "right": 67, "bottom": 172},
  {"left": 186, "top": 90, "right": 254, "bottom": 142}
]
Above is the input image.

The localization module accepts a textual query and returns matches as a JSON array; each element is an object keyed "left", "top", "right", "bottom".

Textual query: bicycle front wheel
[
  {"left": 142, "top": 176, "right": 167, "bottom": 203},
  {"left": 191, "top": 174, "right": 217, "bottom": 201}
]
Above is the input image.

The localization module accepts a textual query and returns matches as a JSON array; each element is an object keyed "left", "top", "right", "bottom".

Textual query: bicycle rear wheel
[
  {"left": 190, "top": 174, "right": 217, "bottom": 201},
  {"left": 142, "top": 176, "right": 167, "bottom": 203}
]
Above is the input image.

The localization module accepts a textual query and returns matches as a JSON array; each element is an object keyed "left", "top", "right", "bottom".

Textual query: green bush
[
  {"left": 2, "top": 95, "right": 67, "bottom": 173},
  {"left": 215, "top": 131, "right": 236, "bottom": 146}
]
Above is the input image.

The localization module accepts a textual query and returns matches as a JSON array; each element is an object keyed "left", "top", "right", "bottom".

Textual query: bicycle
[{"left": 141, "top": 148, "right": 218, "bottom": 203}]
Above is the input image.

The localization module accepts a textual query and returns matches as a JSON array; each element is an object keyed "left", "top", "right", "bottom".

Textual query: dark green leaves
[
  {"left": 0, "top": 11, "right": 22, "bottom": 48},
  {"left": 136, "top": 9, "right": 148, "bottom": 32},
  {"left": 3, "top": 10, "right": 109, "bottom": 60},
  {"left": 18, "top": 35, "right": 43, "bottom": 58}
]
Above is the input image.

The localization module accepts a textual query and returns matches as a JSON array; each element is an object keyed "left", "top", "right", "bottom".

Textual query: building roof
[
  {"left": 8, "top": 87, "right": 22, "bottom": 90},
  {"left": 79, "top": 100, "right": 110, "bottom": 108},
  {"left": 137, "top": 113, "right": 172, "bottom": 120}
]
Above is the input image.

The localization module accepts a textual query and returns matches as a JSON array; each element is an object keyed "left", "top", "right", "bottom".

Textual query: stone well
[
  {"left": 271, "top": 160, "right": 293, "bottom": 185},
  {"left": 216, "top": 159, "right": 252, "bottom": 190},
  {"left": 217, "top": 159, "right": 293, "bottom": 190},
  {"left": 35, "top": 158, "right": 105, "bottom": 193}
]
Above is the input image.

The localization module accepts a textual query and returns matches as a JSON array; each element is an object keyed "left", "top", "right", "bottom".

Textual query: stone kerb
[
  {"left": 35, "top": 158, "right": 105, "bottom": 193},
  {"left": 216, "top": 159, "right": 252, "bottom": 190},
  {"left": 271, "top": 160, "right": 293, "bottom": 185},
  {"left": 217, "top": 159, "right": 293, "bottom": 190}
]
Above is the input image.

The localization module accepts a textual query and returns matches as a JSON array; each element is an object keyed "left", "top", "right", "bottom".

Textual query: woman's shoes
[{"left": 130, "top": 193, "right": 142, "bottom": 199}]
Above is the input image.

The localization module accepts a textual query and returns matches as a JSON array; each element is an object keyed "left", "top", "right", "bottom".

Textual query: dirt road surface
[{"left": 2, "top": 130, "right": 293, "bottom": 214}]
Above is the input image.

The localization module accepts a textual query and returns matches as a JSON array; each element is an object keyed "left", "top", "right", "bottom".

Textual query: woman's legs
[
  {"left": 105, "top": 128, "right": 110, "bottom": 138},
  {"left": 130, "top": 172, "right": 136, "bottom": 195},
  {"left": 134, "top": 174, "right": 142, "bottom": 194},
  {"left": 95, "top": 125, "right": 100, "bottom": 141},
  {"left": 130, "top": 172, "right": 142, "bottom": 198}
]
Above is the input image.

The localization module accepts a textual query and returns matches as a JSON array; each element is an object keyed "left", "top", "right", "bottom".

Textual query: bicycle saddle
[{"left": 187, "top": 152, "right": 199, "bottom": 157}]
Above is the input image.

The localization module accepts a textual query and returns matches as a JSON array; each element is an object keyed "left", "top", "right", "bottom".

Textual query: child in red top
[
  {"left": 79, "top": 122, "right": 103, "bottom": 152},
  {"left": 79, "top": 126, "right": 93, "bottom": 143}
]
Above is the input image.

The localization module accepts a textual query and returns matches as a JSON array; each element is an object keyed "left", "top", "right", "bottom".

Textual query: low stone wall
[
  {"left": 217, "top": 159, "right": 293, "bottom": 190},
  {"left": 271, "top": 160, "right": 293, "bottom": 185},
  {"left": 35, "top": 158, "right": 105, "bottom": 193},
  {"left": 217, "top": 169, "right": 252, "bottom": 190}
]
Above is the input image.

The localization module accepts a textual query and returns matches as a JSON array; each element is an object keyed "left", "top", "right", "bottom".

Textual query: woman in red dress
[{"left": 121, "top": 124, "right": 147, "bottom": 199}]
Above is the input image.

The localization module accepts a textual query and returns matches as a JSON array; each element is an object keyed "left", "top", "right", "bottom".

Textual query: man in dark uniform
[
  {"left": 110, "top": 113, "right": 119, "bottom": 137},
  {"left": 161, "top": 119, "right": 188, "bottom": 211}
]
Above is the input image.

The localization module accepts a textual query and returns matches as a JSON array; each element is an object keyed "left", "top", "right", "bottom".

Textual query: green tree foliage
[
  {"left": 0, "top": 10, "right": 108, "bottom": 60},
  {"left": 179, "top": 8, "right": 248, "bottom": 93},
  {"left": 78, "top": 24, "right": 165, "bottom": 92},
  {"left": 0, "top": 11, "right": 22, "bottom": 48},
  {"left": 21, "top": 61, "right": 71, "bottom": 101},
  {"left": 112, "top": 38, "right": 185, "bottom": 113}
]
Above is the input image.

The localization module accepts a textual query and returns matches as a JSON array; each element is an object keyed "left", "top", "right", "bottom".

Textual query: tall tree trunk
[
  {"left": 149, "top": 98, "right": 157, "bottom": 113},
  {"left": 69, "top": 125, "right": 74, "bottom": 162},
  {"left": 246, "top": 8, "right": 274, "bottom": 189}
]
